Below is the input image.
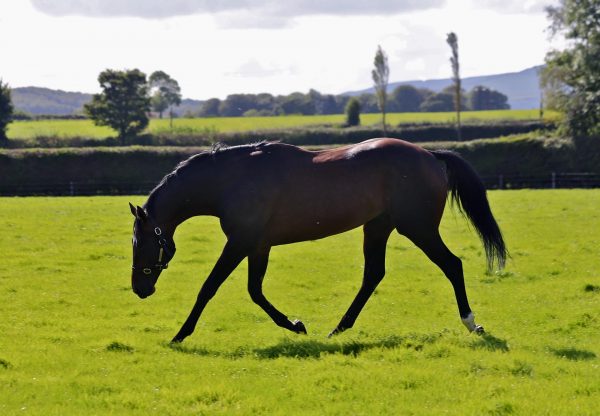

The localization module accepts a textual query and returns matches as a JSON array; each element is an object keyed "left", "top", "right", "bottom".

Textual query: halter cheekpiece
[{"left": 131, "top": 223, "right": 174, "bottom": 276}]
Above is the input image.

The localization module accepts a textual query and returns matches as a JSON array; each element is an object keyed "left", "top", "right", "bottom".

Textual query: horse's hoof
[
  {"left": 292, "top": 319, "right": 307, "bottom": 334},
  {"left": 474, "top": 325, "right": 485, "bottom": 335},
  {"left": 327, "top": 328, "right": 340, "bottom": 338}
]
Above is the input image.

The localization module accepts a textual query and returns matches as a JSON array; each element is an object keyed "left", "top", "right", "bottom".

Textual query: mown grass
[
  {"left": 6, "top": 109, "right": 558, "bottom": 140},
  {"left": 0, "top": 190, "right": 598, "bottom": 415}
]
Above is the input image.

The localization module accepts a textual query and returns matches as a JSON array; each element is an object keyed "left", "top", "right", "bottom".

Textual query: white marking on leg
[{"left": 461, "top": 312, "right": 477, "bottom": 332}]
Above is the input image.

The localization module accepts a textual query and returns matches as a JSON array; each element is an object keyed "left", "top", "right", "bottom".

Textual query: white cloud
[
  {"left": 475, "top": 0, "right": 558, "bottom": 14},
  {"left": 30, "top": 0, "right": 445, "bottom": 22},
  {"left": 225, "top": 59, "right": 294, "bottom": 79}
]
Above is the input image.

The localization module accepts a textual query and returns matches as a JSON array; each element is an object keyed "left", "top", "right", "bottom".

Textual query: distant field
[
  {"left": 0, "top": 190, "right": 597, "bottom": 415},
  {"left": 6, "top": 109, "right": 558, "bottom": 140}
]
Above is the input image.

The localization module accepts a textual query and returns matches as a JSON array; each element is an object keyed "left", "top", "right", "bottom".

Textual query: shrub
[{"left": 344, "top": 98, "right": 361, "bottom": 127}]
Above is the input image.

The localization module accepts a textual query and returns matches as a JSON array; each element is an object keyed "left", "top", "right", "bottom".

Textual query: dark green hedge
[
  {"left": 424, "top": 135, "right": 600, "bottom": 176},
  {"left": 1, "top": 135, "right": 598, "bottom": 192},
  {"left": 0, "top": 147, "right": 202, "bottom": 187}
]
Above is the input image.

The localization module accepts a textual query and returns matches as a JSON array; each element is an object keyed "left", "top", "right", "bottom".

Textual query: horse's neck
[{"left": 147, "top": 175, "right": 216, "bottom": 232}]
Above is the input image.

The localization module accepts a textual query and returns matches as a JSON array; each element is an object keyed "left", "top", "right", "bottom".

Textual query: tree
[
  {"left": 345, "top": 97, "right": 361, "bottom": 126},
  {"left": 372, "top": 45, "right": 390, "bottom": 136},
  {"left": 149, "top": 70, "right": 182, "bottom": 129},
  {"left": 219, "top": 94, "right": 258, "bottom": 117},
  {"left": 446, "top": 32, "right": 462, "bottom": 140},
  {"left": 278, "top": 92, "right": 314, "bottom": 115},
  {"left": 198, "top": 98, "right": 221, "bottom": 117},
  {"left": 357, "top": 93, "right": 378, "bottom": 113},
  {"left": 420, "top": 92, "right": 454, "bottom": 112},
  {"left": 390, "top": 85, "right": 425, "bottom": 112},
  {"left": 84, "top": 69, "right": 150, "bottom": 144},
  {"left": 0, "top": 79, "right": 14, "bottom": 143},
  {"left": 469, "top": 86, "right": 510, "bottom": 110},
  {"left": 542, "top": 0, "right": 600, "bottom": 136}
]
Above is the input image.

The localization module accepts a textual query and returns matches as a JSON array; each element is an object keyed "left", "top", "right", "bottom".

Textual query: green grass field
[
  {"left": 6, "top": 109, "right": 558, "bottom": 140},
  {"left": 0, "top": 191, "right": 598, "bottom": 415}
]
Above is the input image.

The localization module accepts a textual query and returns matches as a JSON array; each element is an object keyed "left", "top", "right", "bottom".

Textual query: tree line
[{"left": 191, "top": 84, "right": 509, "bottom": 119}]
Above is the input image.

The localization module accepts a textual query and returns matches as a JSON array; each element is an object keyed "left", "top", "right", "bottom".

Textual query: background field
[
  {"left": 0, "top": 191, "right": 598, "bottom": 415},
  {"left": 6, "top": 109, "right": 557, "bottom": 140}
]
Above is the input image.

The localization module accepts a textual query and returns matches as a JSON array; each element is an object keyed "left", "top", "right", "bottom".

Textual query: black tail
[{"left": 430, "top": 150, "right": 507, "bottom": 270}]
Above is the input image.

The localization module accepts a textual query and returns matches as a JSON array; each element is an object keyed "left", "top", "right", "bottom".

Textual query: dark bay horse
[{"left": 130, "top": 138, "right": 506, "bottom": 343}]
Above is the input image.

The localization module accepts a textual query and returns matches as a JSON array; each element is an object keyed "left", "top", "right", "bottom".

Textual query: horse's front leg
[
  {"left": 247, "top": 249, "right": 307, "bottom": 334},
  {"left": 329, "top": 214, "right": 393, "bottom": 337},
  {"left": 171, "top": 240, "right": 247, "bottom": 343}
]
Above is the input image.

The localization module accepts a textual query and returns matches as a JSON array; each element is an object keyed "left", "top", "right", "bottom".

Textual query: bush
[{"left": 344, "top": 98, "right": 361, "bottom": 127}]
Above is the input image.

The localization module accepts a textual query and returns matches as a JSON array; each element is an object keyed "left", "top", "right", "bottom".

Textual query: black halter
[{"left": 131, "top": 223, "right": 175, "bottom": 276}]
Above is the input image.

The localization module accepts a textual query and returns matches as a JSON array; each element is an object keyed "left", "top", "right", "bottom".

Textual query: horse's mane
[{"left": 145, "top": 141, "right": 273, "bottom": 210}]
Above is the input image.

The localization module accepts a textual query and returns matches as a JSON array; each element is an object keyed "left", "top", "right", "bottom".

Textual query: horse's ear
[
  {"left": 129, "top": 202, "right": 137, "bottom": 218},
  {"left": 129, "top": 203, "right": 148, "bottom": 221},
  {"left": 135, "top": 205, "right": 148, "bottom": 221}
]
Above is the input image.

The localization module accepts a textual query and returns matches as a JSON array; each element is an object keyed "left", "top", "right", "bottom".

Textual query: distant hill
[
  {"left": 12, "top": 87, "right": 92, "bottom": 116},
  {"left": 11, "top": 87, "right": 203, "bottom": 116},
  {"left": 345, "top": 65, "right": 543, "bottom": 110}
]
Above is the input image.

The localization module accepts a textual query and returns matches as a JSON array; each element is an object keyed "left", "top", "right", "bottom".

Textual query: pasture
[
  {"left": 0, "top": 190, "right": 598, "bottom": 415},
  {"left": 6, "top": 109, "right": 558, "bottom": 140}
]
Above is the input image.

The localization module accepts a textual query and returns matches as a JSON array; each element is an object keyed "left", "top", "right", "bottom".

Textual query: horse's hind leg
[
  {"left": 329, "top": 214, "right": 393, "bottom": 337},
  {"left": 406, "top": 229, "right": 484, "bottom": 333},
  {"left": 248, "top": 248, "right": 307, "bottom": 334}
]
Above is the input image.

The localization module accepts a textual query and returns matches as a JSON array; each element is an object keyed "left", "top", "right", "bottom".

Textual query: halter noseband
[{"left": 131, "top": 224, "right": 175, "bottom": 276}]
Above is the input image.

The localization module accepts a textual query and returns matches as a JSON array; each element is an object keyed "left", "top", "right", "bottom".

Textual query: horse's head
[{"left": 129, "top": 203, "right": 176, "bottom": 299}]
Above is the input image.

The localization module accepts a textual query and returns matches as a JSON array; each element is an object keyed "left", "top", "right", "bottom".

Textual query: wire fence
[
  {"left": 481, "top": 172, "right": 600, "bottom": 190},
  {"left": 1, "top": 173, "right": 600, "bottom": 197}
]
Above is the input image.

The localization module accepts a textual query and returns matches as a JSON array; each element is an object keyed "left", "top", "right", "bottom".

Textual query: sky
[{"left": 1, "top": 0, "right": 562, "bottom": 100}]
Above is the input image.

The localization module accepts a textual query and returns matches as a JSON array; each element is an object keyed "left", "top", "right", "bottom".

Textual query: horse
[{"left": 129, "top": 138, "right": 506, "bottom": 343}]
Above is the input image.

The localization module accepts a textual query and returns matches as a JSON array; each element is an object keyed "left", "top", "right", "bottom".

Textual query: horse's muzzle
[
  {"left": 132, "top": 280, "right": 156, "bottom": 299},
  {"left": 136, "top": 286, "right": 156, "bottom": 299}
]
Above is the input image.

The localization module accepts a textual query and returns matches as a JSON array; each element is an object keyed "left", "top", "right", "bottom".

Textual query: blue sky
[{"left": 1, "top": 0, "right": 562, "bottom": 99}]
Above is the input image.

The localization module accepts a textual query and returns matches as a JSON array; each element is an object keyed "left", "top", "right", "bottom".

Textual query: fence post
[
  {"left": 498, "top": 174, "right": 504, "bottom": 189},
  {"left": 69, "top": 181, "right": 75, "bottom": 196},
  {"left": 551, "top": 172, "right": 556, "bottom": 189}
]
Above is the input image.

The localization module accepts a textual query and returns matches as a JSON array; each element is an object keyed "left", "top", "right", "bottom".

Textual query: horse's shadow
[
  {"left": 166, "top": 331, "right": 512, "bottom": 359},
  {"left": 165, "top": 332, "right": 443, "bottom": 360},
  {"left": 468, "top": 333, "right": 510, "bottom": 352},
  {"left": 253, "top": 336, "right": 410, "bottom": 359}
]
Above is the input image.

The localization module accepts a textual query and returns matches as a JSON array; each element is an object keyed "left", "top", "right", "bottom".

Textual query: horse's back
[{"left": 251, "top": 139, "right": 449, "bottom": 245}]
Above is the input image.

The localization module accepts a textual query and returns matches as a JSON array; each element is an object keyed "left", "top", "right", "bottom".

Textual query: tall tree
[
  {"left": 84, "top": 69, "right": 150, "bottom": 144},
  {"left": 372, "top": 45, "right": 390, "bottom": 136},
  {"left": 446, "top": 32, "right": 462, "bottom": 140},
  {"left": 542, "top": 0, "right": 600, "bottom": 136},
  {"left": 149, "top": 70, "right": 182, "bottom": 129},
  {"left": 0, "top": 79, "right": 14, "bottom": 143}
]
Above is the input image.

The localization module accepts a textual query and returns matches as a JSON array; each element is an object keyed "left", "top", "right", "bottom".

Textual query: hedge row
[
  {"left": 218, "top": 121, "right": 552, "bottom": 147},
  {"left": 1, "top": 135, "right": 598, "bottom": 193},
  {"left": 3, "top": 121, "right": 553, "bottom": 149}
]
